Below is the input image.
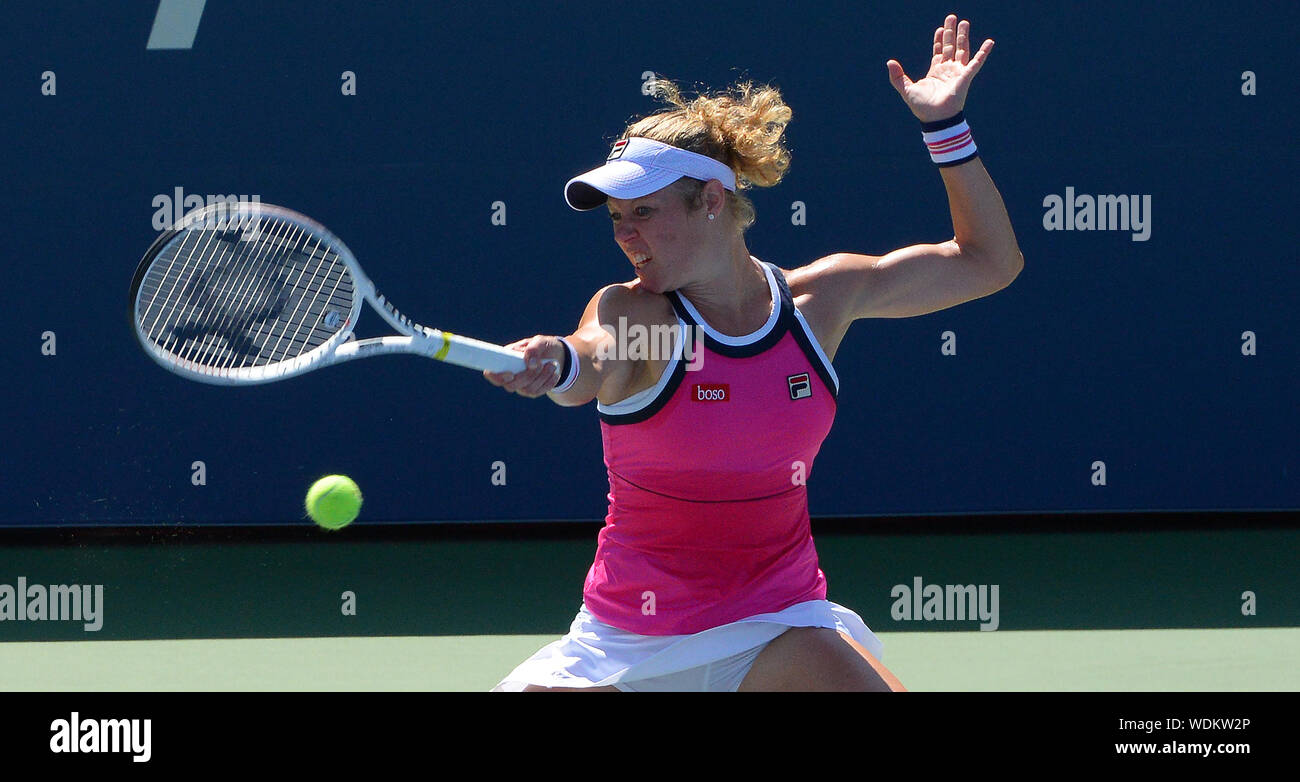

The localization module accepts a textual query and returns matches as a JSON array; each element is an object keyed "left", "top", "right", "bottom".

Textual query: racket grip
[{"left": 426, "top": 330, "right": 536, "bottom": 374}]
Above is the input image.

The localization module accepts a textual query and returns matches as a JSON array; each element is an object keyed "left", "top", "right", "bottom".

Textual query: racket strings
[
  {"left": 209, "top": 219, "right": 351, "bottom": 366},
  {"left": 136, "top": 210, "right": 355, "bottom": 372},
  {"left": 170, "top": 217, "right": 285, "bottom": 364},
  {"left": 216, "top": 219, "right": 306, "bottom": 370},
  {"left": 140, "top": 220, "right": 228, "bottom": 345},
  {"left": 163, "top": 215, "right": 295, "bottom": 367},
  {"left": 260, "top": 230, "right": 346, "bottom": 366},
  {"left": 229, "top": 220, "right": 354, "bottom": 366},
  {"left": 211, "top": 220, "right": 302, "bottom": 367}
]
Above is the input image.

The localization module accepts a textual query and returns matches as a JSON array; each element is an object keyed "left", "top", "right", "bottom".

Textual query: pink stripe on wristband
[{"left": 922, "top": 119, "right": 977, "bottom": 166}]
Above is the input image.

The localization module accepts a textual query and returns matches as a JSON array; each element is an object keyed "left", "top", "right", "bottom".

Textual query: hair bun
[
  {"left": 622, "top": 78, "right": 793, "bottom": 231},
  {"left": 646, "top": 79, "right": 792, "bottom": 189}
]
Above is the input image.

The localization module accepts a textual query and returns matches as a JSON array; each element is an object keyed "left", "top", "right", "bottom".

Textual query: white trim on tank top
[
  {"left": 790, "top": 307, "right": 840, "bottom": 393},
  {"left": 673, "top": 258, "right": 781, "bottom": 346},
  {"left": 596, "top": 314, "right": 688, "bottom": 416},
  {"left": 595, "top": 258, "right": 841, "bottom": 413}
]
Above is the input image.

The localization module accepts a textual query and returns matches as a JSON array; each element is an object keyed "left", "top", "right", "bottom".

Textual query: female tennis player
[{"left": 486, "top": 15, "right": 1020, "bottom": 691}]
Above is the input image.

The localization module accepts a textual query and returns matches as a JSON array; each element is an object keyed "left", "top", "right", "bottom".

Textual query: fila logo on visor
[
  {"left": 607, "top": 139, "right": 629, "bottom": 161},
  {"left": 788, "top": 373, "right": 812, "bottom": 400}
]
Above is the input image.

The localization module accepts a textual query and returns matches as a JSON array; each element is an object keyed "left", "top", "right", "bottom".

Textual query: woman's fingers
[
  {"left": 484, "top": 335, "right": 564, "bottom": 397},
  {"left": 520, "top": 336, "right": 554, "bottom": 371},
  {"left": 520, "top": 363, "right": 561, "bottom": 397},
  {"left": 942, "top": 14, "right": 957, "bottom": 61},
  {"left": 483, "top": 368, "right": 519, "bottom": 386},
  {"left": 886, "top": 59, "right": 912, "bottom": 96},
  {"left": 500, "top": 359, "right": 559, "bottom": 398},
  {"left": 968, "top": 38, "right": 994, "bottom": 77},
  {"left": 934, "top": 17, "right": 991, "bottom": 78},
  {"left": 487, "top": 368, "right": 542, "bottom": 396},
  {"left": 484, "top": 338, "right": 531, "bottom": 387}
]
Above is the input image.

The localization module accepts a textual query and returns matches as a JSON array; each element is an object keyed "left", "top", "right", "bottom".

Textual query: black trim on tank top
[
  {"left": 787, "top": 319, "right": 839, "bottom": 403},
  {"left": 597, "top": 351, "right": 689, "bottom": 425},
  {"left": 665, "top": 263, "right": 791, "bottom": 358},
  {"left": 772, "top": 265, "right": 839, "bottom": 402},
  {"left": 600, "top": 262, "right": 838, "bottom": 424}
]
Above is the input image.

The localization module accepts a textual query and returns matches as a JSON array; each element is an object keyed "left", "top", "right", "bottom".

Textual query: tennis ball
[{"left": 306, "top": 475, "right": 362, "bottom": 530}]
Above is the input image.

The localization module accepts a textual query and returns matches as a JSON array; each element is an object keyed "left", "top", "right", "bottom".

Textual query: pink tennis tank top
[{"left": 583, "top": 260, "right": 841, "bottom": 635}]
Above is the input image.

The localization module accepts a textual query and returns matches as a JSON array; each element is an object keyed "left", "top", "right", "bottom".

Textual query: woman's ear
[{"left": 702, "top": 179, "right": 728, "bottom": 217}]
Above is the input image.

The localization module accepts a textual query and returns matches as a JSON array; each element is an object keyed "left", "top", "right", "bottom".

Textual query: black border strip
[
  {"left": 596, "top": 354, "right": 689, "bottom": 425},
  {"left": 937, "top": 151, "right": 980, "bottom": 168},
  {"left": 0, "top": 510, "right": 1294, "bottom": 547},
  {"left": 695, "top": 311, "right": 790, "bottom": 357},
  {"left": 787, "top": 322, "right": 839, "bottom": 402},
  {"left": 666, "top": 265, "right": 791, "bottom": 358},
  {"left": 919, "top": 110, "right": 965, "bottom": 132},
  {"left": 776, "top": 265, "right": 838, "bottom": 402},
  {"left": 665, "top": 289, "right": 696, "bottom": 325},
  {"left": 780, "top": 283, "right": 842, "bottom": 402}
]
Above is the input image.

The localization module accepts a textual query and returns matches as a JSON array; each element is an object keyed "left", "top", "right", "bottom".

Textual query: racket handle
[{"left": 424, "top": 330, "right": 552, "bottom": 375}]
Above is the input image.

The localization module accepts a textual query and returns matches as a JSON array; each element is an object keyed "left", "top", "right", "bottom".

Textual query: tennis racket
[{"left": 130, "top": 201, "right": 536, "bottom": 385}]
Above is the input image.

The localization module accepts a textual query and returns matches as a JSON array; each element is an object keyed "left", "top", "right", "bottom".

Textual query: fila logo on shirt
[
  {"left": 693, "top": 383, "right": 729, "bottom": 402},
  {"left": 787, "top": 373, "right": 812, "bottom": 400}
]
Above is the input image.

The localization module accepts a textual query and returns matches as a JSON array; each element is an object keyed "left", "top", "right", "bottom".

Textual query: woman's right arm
[{"left": 482, "top": 284, "right": 638, "bottom": 406}]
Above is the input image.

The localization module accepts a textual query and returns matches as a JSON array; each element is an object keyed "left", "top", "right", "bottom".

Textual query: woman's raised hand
[{"left": 886, "top": 14, "right": 994, "bottom": 123}]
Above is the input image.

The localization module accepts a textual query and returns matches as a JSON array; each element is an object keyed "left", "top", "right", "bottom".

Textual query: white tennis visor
[{"left": 564, "top": 137, "right": 738, "bottom": 211}]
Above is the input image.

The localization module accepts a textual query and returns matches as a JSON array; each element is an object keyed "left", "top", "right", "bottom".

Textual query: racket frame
[{"left": 130, "top": 202, "right": 530, "bottom": 385}]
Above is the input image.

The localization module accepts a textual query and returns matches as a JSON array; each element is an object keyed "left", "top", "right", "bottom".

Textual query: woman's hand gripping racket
[{"left": 130, "top": 201, "right": 549, "bottom": 385}]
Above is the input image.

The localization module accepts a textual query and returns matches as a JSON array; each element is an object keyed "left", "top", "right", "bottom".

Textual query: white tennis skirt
[{"left": 492, "top": 600, "right": 883, "bottom": 692}]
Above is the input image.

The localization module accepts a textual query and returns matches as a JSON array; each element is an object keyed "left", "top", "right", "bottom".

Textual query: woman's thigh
[{"left": 738, "top": 627, "right": 906, "bottom": 692}]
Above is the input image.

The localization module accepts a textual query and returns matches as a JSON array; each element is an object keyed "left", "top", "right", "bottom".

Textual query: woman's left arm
[{"left": 797, "top": 15, "right": 1023, "bottom": 323}]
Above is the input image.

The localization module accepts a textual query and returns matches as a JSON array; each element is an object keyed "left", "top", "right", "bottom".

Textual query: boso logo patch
[
  {"left": 787, "top": 373, "right": 812, "bottom": 400},
  {"left": 693, "top": 383, "right": 729, "bottom": 402},
  {"left": 608, "top": 139, "right": 629, "bottom": 161}
]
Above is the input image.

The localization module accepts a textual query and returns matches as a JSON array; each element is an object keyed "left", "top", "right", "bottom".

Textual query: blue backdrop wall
[{"left": 4, "top": 1, "right": 1296, "bottom": 525}]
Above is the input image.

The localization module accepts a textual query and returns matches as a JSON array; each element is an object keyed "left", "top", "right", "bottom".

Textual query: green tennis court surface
[
  {"left": 1, "top": 628, "right": 1296, "bottom": 691},
  {"left": 1, "top": 528, "right": 1295, "bottom": 690}
]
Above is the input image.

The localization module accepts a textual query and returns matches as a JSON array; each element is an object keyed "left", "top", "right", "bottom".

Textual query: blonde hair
[{"left": 623, "top": 78, "right": 792, "bottom": 231}]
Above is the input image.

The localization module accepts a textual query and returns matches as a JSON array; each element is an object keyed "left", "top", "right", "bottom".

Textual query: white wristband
[
  {"left": 552, "top": 337, "right": 580, "bottom": 393},
  {"left": 921, "top": 112, "right": 978, "bottom": 167}
]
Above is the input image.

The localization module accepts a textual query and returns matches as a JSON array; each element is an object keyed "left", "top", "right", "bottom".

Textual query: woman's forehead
[{"left": 607, "top": 189, "right": 675, "bottom": 209}]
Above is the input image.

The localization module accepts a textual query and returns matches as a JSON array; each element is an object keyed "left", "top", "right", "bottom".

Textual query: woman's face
[{"left": 606, "top": 183, "right": 710, "bottom": 294}]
